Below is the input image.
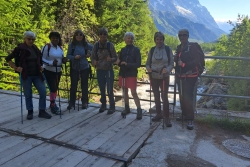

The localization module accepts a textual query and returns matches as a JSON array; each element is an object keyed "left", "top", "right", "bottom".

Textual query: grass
[{"left": 197, "top": 114, "right": 250, "bottom": 134}]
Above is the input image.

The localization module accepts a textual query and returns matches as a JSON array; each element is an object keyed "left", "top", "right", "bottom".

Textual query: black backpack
[
  {"left": 149, "top": 45, "right": 170, "bottom": 68},
  {"left": 189, "top": 42, "right": 205, "bottom": 75}
]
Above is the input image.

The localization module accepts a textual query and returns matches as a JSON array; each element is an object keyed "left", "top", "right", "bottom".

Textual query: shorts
[{"left": 118, "top": 76, "right": 137, "bottom": 90}]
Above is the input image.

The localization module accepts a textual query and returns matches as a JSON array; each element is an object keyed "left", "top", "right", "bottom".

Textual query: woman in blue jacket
[
  {"left": 66, "top": 29, "right": 93, "bottom": 110},
  {"left": 117, "top": 32, "right": 142, "bottom": 120}
]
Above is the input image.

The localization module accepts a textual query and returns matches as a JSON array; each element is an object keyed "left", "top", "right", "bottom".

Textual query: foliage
[
  {"left": 0, "top": 0, "right": 158, "bottom": 102},
  {"left": 208, "top": 15, "right": 250, "bottom": 111},
  {"left": 200, "top": 42, "right": 216, "bottom": 53},
  {"left": 198, "top": 114, "right": 250, "bottom": 134}
]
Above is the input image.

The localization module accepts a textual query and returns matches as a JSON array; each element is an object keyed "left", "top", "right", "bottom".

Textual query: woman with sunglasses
[
  {"left": 116, "top": 32, "right": 142, "bottom": 119},
  {"left": 42, "top": 32, "right": 67, "bottom": 115},
  {"left": 5, "top": 31, "right": 52, "bottom": 120},
  {"left": 91, "top": 27, "right": 117, "bottom": 114},
  {"left": 146, "top": 31, "right": 174, "bottom": 127},
  {"left": 66, "top": 29, "right": 93, "bottom": 110}
]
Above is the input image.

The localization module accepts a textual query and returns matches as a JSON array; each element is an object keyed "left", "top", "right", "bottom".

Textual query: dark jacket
[
  {"left": 174, "top": 42, "right": 200, "bottom": 77},
  {"left": 118, "top": 45, "right": 141, "bottom": 77},
  {"left": 5, "top": 43, "right": 43, "bottom": 80}
]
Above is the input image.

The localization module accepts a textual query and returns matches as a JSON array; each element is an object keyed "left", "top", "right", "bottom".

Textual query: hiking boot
[
  {"left": 50, "top": 103, "right": 60, "bottom": 115},
  {"left": 26, "top": 110, "right": 33, "bottom": 120},
  {"left": 38, "top": 110, "right": 52, "bottom": 119},
  {"left": 67, "top": 103, "right": 75, "bottom": 110},
  {"left": 165, "top": 118, "right": 172, "bottom": 127},
  {"left": 136, "top": 108, "right": 142, "bottom": 120},
  {"left": 82, "top": 103, "right": 88, "bottom": 109},
  {"left": 152, "top": 114, "right": 163, "bottom": 122},
  {"left": 107, "top": 104, "right": 115, "bottom": 115},
  {"left": 121, "top": 104, "right": 130, "bottom": 116},
  {"left": 99, "top": 103, "right": 106, "bottom": 113},
  {"left": 187, "top": 120, "right": 194, "bottom": 130}
]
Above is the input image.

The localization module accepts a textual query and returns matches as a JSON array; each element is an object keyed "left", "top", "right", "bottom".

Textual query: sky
[{"left": 199, "top": 0, "right": 250, "bottom": 22}]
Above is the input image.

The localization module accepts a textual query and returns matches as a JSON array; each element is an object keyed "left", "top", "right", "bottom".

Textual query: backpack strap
[
  {"left": 95, "top": 41, "right": 112, "bottom": 59},
  {"left": 164, "top": 45, "right": 170, "bottom": 65},
  {"left": 149, "top": 46, "right": 155, "bottom": 68},
  {"left": 41, "top": 43, "right": 51, "bottom": 57}
]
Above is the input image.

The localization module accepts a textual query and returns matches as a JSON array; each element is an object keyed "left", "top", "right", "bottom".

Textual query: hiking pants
[
  {"left": 69, "top": 68, "right": 89, "bottom": 105},
  {"left": 176, "top": 76, "right": 198, "bottom": 120}
]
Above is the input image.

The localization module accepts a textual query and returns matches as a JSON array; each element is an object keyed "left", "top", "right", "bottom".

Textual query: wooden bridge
[{"left": 0, "top": 90, "right": 160, "bottom": 167}]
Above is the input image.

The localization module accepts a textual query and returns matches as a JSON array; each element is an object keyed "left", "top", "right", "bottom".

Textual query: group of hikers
[{"left": 5, "top": 27, "right": 204, "bottom": 130}]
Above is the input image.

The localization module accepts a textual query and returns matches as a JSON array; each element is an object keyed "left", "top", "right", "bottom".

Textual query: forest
[{"left": 0, "top": 0, "right": 249, "bottom": 110}]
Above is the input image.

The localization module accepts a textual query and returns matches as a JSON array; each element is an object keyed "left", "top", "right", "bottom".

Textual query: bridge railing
[{"left": 1, "top": 55, "right": 250, "bottom": 108}]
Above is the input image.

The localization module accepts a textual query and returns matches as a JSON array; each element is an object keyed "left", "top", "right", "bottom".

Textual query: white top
[{"left": 42, "top": 42, "right": 64, "bottom": 72}]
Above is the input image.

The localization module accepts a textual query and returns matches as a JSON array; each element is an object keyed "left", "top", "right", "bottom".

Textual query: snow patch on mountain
[{"left": 175, "top": 5, "right": 194, "bottom": 17}]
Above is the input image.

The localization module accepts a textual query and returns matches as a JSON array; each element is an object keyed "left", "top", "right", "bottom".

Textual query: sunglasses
[
  {"left": 99, "top": 33, "right": 107, "bottom": 36},
  {"left": 76, "top": 34, "right": 83, "bottom": 36},
  {"left": 178, "top": 34, "right": 188, "bottom": 37},
  {"left": 26, "top": 38, "right": 35, "bottom": 41}
]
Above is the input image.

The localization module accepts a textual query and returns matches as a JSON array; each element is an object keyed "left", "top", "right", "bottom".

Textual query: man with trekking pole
[{"left": 174, "top": 28, "right": 202, "bottom": 130}]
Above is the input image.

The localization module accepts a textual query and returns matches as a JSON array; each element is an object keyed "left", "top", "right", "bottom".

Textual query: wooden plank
[
  {"left": 0, "top": 102, "right": 66, "bottom": 130},
  {"left": 0, "top": 132, "right": 11, "bottom": 144},
  {"left": 50, "top": 150, "right": 89, "bottom": 167},
  {"left": 54, "top": 111, "right": 122, "bottom": 145},
  {"left": 35, "top": 147, "right": 74, "bottom": 167},
  {"left": 0, "top": 94, "right": 19, "bottom": 102},
  {"left": 0, "top": 143, "right": 56, "bottom": 167},
  {"left": 0, "top": 138, "right": 43, "bottom": 165},
  {"left": 82, "top": 113, "right": 139, "bottom": 150},
  {"left": 96, "top": 116, "right": 153, "bottom": 157},
  {"left": 76, "top": 155, "right": 123, "bottom": 167},
  {"left": 123, "top": 122, "right": 160, "bottom": 161},
  {"left": 0, "top": 136, "right": 27, "bottom": 152},
  {"left": 27, "top": 145, "right": 72, "bottom": 167},
  {"left": 0, "top": 131, "right": 8, "bottom": 138},
  {"left": 38, "top": 107, "right": 99, "bottom": 138}
]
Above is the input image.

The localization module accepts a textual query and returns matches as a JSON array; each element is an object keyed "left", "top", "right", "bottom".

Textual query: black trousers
[
  {"left": 176, "top": 76, "right": 198, "bottom": 120},
  {"left": 69, "top": 68, "right": 89, "bottom": 105},
  {"left": 151, "top": 77, "right": 170, "bottom": 118},
  {"left": 43, "top": 69, "right": 61, "bottom": 92}
]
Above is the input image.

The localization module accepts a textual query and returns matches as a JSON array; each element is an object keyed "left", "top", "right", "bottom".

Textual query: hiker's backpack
[
  {"left": 95, "top": 41, "right": 111, "bottom": 60},
  {"left": 149, "top": 45, "right": 170, "bottom": 68},
  {"left": 189, "top": 42, "right": 205, "bottom": 75}
]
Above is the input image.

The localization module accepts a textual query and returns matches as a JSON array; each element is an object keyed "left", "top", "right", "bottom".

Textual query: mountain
[
  {"left": 149, "top": 0, "right": 226, "bottom": 42},
  {"left": 216, "top": 21, "right": 234, "bottom": 34}
]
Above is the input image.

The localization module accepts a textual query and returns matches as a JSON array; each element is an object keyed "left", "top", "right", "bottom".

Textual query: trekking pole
[
  {"left": 88, "top": 65, "right": 95, "bottom": 105},
  {"left": 77, "top": 60, "right": 80, "bottom": 111},
  {"left": 160, "top": 67, "right": 165, "bottom": 129},
  {"left": 56, "top": 65, "right": 62, "bottom": 118},
  {"left": 121, "top": 66, "right": 126, "bottom": 118},
  {"left": 179, "top": 58, "right": 184, "bottom": 129},
  {"left": 19, "top": 63, "right": 23, "bottom": 124},
  {"left": 173, "top": 74, "right": 176, "bottom": 118},
  {"left": 65, "top": 63, "right": 70, "bottom": 104},
  {"left": 162, "top": 78, "right": 165, "bottom": 129},
  {"left": 149, "top": 72, "right": 152, "bottom": 126}
]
